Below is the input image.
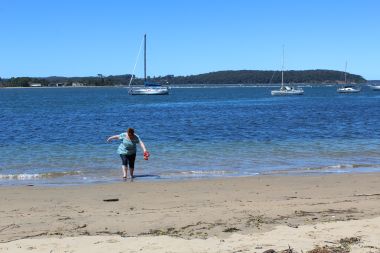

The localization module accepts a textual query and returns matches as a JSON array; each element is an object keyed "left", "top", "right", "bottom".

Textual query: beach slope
[{"left": 1, "top": 173, "right": 380, "bottom": 252}]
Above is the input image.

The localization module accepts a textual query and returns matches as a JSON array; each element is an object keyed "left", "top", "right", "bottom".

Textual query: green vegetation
[
  {"left": 1, "top": 77, "right": 49, "bottom": 87},
  {"left": 166, "top": 70, "right": 366, "bottom": 85},
  {"left": 0, "top": 70, "right": 366, "bottom": 87}
]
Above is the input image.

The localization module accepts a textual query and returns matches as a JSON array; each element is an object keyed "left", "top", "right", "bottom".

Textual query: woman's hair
[{"left": 127, "top": 128, "right": 135, "bottom": 139}]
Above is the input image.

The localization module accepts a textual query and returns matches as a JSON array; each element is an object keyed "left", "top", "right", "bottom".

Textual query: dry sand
[{"left": 1, "top": 173, "right": 380, "bottom": 252}]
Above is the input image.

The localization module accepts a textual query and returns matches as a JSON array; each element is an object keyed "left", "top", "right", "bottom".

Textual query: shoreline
[
  {"left": 1, "top": 173, "right": 380, "bottom": 251},
  {"left": 0, "top": 83, "right": 361, "bottom": 89},
  {"left": 2, "top": 169, "right": 380, "bottom": 188}
]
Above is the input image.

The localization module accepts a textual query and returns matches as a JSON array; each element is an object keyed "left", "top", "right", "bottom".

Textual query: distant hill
[
  {"left": 0, "top": 69, "right": 366, "bottom": 87},
  {"left": 161, "top": 70, "right": 366, "bottom": 85}
]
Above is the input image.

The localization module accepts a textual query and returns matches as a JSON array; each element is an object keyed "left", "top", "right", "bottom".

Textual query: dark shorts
[{"left": 120, "top": 154, "right": 136, "bottom": 168}]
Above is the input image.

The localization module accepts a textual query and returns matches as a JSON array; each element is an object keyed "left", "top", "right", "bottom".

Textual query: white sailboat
[
  {"left": 337, "top": 62, "right": 361, "bottom": 93},
  {"left": 128, "top": 34, "right": 169, "bottom": 95},
  {"left": 370, "top": 85, "right": 380, "bottom": 91},
  {"left": 271, "top": 47, "right": 304, "bottom": 96}
]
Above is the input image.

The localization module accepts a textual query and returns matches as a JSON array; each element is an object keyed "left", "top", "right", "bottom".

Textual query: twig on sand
[
  {"left": 0, "top": 224, "right": 18, "bottom": 233},
  {"left": 103, "top": 198, "right": 119, "bottom": 202},
  {"left": 353, "top": 193, "right": 380, "bottom": 197}
]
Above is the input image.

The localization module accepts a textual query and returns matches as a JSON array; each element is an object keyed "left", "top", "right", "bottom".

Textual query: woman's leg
[
  {"left": 122, "top": 165, "right": 128, "bottom": 178},
  {"left": 128, "top": 154, "right": 137, "bottom": 178},
  {"left": 120, "top": 155, "right": 128, "bottom": 179}
]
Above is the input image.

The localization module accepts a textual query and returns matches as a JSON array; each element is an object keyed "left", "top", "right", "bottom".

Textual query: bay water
[{"left": 1, "top": 86, "right": 379, "bottom": 185}]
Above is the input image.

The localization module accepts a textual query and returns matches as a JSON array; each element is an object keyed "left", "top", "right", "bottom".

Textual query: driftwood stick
[
  {"left": 353, "top": 193, "right": 380, "bottom": 197},
  {"left": 0, "top": 224, "right": 17, "bottom": 233}
]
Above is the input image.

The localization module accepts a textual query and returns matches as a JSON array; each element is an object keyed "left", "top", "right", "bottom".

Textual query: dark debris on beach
[{"left": 262, "top": 237, "right": 363, "bottom": 253}]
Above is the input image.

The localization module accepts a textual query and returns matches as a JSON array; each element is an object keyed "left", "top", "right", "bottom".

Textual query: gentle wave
[
  {"left": 0, "top": 171, "right": 83, "bottom": 180},
  {"left": 306, "top": 163, "right": 380, "bottom": 171},
  {"left": 180, "top": 170, "right": 236, "bottom": 175},
  {"left": 1, "top": 164, "right": 379, "bottom": 183},
  {"left": 157, "top": 170, "right": 236, "bottom": 177},
  {"left": 264, "top": 163, "right": 380, "bottom": 175},
  {"left": 159, "top": 169, "right": 259, "bottom": 178}
]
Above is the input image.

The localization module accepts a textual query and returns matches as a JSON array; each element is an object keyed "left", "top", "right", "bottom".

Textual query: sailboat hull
[
  {"left": 271, "top": 86, "right": 304, "bottom": 96},
  {"left": 337, "top": 87, "right": 361, "bottom": 93},
  {"left": 370, "top": 85, "right": 380, "bottom": 91},
  {"left": 129, "top": 87, "right": 169, "bottom": 95},
  {"left": 271, "top": 90, "right": 304, "bottom": 96}
]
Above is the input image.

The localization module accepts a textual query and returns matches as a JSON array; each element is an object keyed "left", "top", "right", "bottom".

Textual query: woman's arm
[
  {"left": 139, "top": 139, "right": 148, "bottom": 153},
  {"left": 107, "top": 135, "right": 120, "bottom": 142}
]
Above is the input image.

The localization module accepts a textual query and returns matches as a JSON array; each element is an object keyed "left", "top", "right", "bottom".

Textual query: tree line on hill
[{"left": 0, "top": 70, "right": 366, "bottom": 87}]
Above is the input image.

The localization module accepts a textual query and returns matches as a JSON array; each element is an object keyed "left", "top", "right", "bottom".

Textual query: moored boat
[
  {"left": 271, "top": 85, "right": 304, "bottom": 96},
  {"left": 337, "top": 85, "right": 361, "bottom": 93},
  {"left": 370, "top": 85, "right": 380, "bottom": 91},
  {"left": 337, "top": 62, "right": 361, "bottom": 94},
  {"left": 128, "top": 34, "right": 169, "bottom": 95},
  {"left": 271, "top": 46, "right": 304, "bottom": 96},
  {"left": 129, "top": 86, "right": 169, "bottom": 95}
]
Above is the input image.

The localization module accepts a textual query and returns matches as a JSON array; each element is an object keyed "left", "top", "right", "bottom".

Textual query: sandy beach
[{"left": 1, "top": 173, "right": 380, "bottom": 252}]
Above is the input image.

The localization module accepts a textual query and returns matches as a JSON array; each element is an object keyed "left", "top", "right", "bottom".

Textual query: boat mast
[
  {"left": 128, "top": 36, "right": 144, "bottom": 88},
  {"left": 281, "top": 45, "right": 284, "bottom": 88},
  {"left": 144, "top": 34, "right": 147, "bottom": 83},
  {"left": 344, "top": 61, "right": 347, "bottom": 84}
]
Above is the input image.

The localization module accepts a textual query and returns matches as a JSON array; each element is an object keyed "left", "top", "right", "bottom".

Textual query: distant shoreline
[
  {"left": 0, "top": 69, "right": 367, "bottom": 88},
  {"left": 0, "top": 83, "right": 368, "bottom": 89}
]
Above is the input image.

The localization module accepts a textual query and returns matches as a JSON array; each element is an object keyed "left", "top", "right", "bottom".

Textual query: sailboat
[
  {"left": 128, "top": 34, "right": 169, "bottom": 95},
  {"left": 271, "top": 47, "right": 304, "bottom": 96},
  {"left": 337, "top": 62, "right": 361, "bottom": 93},
  {"left": 370, "top": 85, "right": 380, "bottom": 91}
]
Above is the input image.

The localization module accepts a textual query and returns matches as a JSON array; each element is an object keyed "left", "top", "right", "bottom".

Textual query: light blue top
[{"left": 117, "top": 133, "right": 140, "bottom": 155}]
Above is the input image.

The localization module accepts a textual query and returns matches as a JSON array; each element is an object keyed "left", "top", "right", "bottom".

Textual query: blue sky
[{"left": 1, "top": 0, "right": 379, "bottom": 79}]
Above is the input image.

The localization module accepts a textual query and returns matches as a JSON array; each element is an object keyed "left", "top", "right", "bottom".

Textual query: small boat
[
  {"left": 129, "top": 85, "right": 169, "bottom": 95},
  {"left": 337, "top": 62, "right": 361, "bottom": 93},
  {"left": 370, "top": 85, "right": 380, "bottom": 91},
  {"left": 337, "top": 85, "right": 361, "bottom": 93},
  {"left": 271, "top": 85, "right": 304, "bottom": 96},
  {"left": 271, "top": 46, "right": 304, "bottom": 96},
  {"left": 128, "top": 34, "right": 169, "bottom": 95}
]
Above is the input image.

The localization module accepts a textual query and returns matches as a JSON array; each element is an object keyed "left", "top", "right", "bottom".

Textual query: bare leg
[{"left": 122, "top": 165, "right": 128, "bottom": 179}]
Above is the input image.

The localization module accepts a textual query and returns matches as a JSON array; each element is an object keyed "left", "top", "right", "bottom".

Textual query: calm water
[{"left": 1, "top": 86, "right": 380, "bottom": 185}]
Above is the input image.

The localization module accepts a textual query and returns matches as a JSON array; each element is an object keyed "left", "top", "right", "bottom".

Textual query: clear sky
[{"left": 1, "top": 0, "right": 379, "bottom": 79}]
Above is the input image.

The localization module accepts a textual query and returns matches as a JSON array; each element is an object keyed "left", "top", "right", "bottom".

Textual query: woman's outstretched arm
[
  {"left": 139, "top": 139, "right": 148, "bottom": 153},
  {"left": 107, "top": 135, "right": 120, "bottom": 142}
]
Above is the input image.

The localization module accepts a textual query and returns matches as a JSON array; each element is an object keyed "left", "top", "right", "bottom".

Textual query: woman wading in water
[{"left": 107, "top": 128, "right": 149, "bottom": 180}]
